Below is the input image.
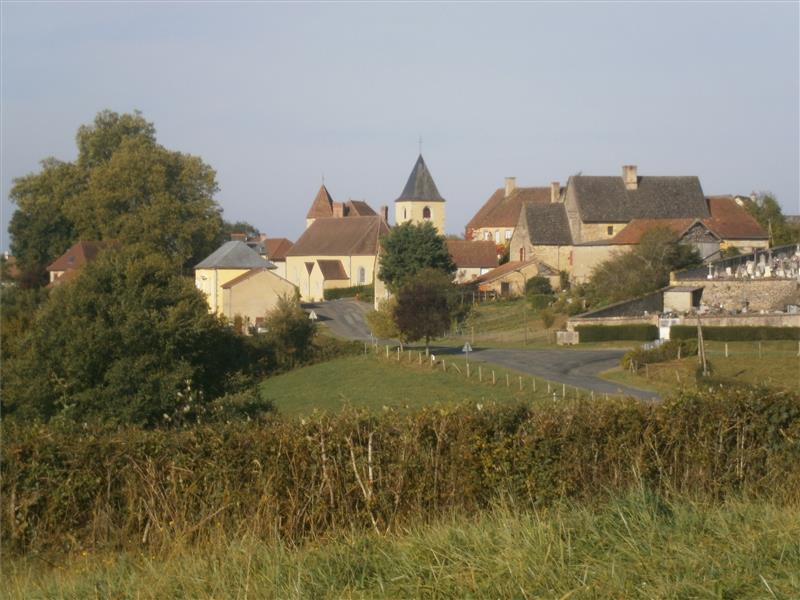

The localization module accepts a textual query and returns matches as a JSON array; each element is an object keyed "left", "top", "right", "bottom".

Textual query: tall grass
[
  {"left": 3, "top": 384, "right": 799, "bottom": 559},
  {"left": 4, "top": 492, "right": 799, "bottom": 599}
]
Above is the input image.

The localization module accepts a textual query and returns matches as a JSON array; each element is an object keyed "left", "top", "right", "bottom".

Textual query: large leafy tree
[
  {"left": 741, "top": 193, "right": 800, "bottom": 247},
  {"left": 393, "top": 268, "right": 457, "bottom": 350},
  {"left": 586, "top": 227, "right": 701, "bottom": 306},
  {"left": 2, "top": 247, "right": 247, "bottom": 425},
  {"left": 9, "top": 110, "right": 223, "bottom": 283},
  {"left": 377, "top": 222, "right": 456, "bottom": 292}
]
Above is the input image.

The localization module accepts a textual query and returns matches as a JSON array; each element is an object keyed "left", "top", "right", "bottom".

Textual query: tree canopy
[
  {"left": 741, "top": 193, "right": 800, "bottom": 247},
  {"left": 9, "top": 110, "right": 224, "bottom": 284},
  {"left": 377, "top": 222, "right": 455, "bottom": 292},
  {"left": 393, "top": 268, "right": 457, "bottom": 349},
  {"left": 1, "top": 247, "right": 249, "bottom": 425},
  {"left": 585, "top": 227, "right": 701, "bottom": 306}
]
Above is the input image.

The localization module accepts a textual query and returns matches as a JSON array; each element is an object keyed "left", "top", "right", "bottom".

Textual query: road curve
[{"left": 305, "top": 299, "right": 659, "bottom": 401}]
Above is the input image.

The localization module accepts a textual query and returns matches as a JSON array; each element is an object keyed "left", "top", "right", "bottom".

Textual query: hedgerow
[{"left": 576, "top": 323, "right": 659, "bottom": 342}]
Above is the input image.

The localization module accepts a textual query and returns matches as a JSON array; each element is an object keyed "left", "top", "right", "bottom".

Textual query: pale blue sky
[{"left": 2, "top": 2, "right": 798, "bottom": 249}]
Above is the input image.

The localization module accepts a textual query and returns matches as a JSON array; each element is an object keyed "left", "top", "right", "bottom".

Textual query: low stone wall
[
  {"left": 566, "top": 315, "right": 658, "bottom": 332},
  {"left": 567, "top": 312, "right": 800, "bottom": 334},
  {"left": 682, "top": 278, "right": 799, "bottom": 312}
]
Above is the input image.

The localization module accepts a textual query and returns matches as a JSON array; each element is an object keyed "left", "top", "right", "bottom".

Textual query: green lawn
[
  {"left": 261, "top": 354, "right": 566, "bottom": 417},
  {"left": 604, "top": 340, "right": 800, "bottom": 394}
]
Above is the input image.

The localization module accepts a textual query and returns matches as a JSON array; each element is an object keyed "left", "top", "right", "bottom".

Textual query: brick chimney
[
  {"left": 505, "top": 177, "right": 516, "bottom": 198},
  {"left": 332, "top": 202, "right": 344, "bottom": 218},
  {"left": 622, "top": 165, "right": 638, "bottom": 190},
  {"left": 379, "top": 205, "right": 389, "bottom": 223},
  {"left": 550, "top": 181, "right": 560, "bottom": 203}
]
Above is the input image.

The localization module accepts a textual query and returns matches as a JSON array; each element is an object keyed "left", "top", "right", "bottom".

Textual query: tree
[
  {"left": 393, "top": 268, "right": 456, "bottom": 350},
  {"left": 8, "top": 110, "right": 224, "bottom": 282},
  {"left": 367, "top": 298, "right": 403, "bottom": 343},
  {"left": 586, "top": 227, "right": 701, "bottom": 307},
  {"left": 261, "top": 296, "right": 317, "bottom": 370},
  {"left": 526, "top": 275, "right": 555, "bottom": 310},
  {"left": 741, "top": 193, "right": 800, "bottom": 247},
  {"left": 2, "top": 247, "right": 248, "bottom": 425},
  {"left": 378, "top": 222, "right": 455, "bottom": 291}
]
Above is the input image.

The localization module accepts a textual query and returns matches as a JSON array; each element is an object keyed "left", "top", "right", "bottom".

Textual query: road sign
[
  {"left": 462, "top": 342, "right": 472, "bottom": 353},
  {"left": 308, "top": 310, "right": 318, "bottom": 321}
]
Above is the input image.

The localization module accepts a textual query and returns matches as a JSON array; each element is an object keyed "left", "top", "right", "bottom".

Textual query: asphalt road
[{"left": 305, "top": 299, "right": 659, "bottom": 400}]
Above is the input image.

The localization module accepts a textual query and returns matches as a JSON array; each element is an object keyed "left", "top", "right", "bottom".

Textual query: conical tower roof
[
  {"left": 306, "top": 185, "right": 334, "bottom": 219},
  {"left": 395, "top": 155, "right": 444, "bottom": 203}
]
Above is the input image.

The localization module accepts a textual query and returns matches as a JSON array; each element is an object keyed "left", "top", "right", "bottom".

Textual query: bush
[
  {"left": 3, "top": 385, "right": 799, "bottom": 556},
  {"left": 540, "top": 308, "right": 556, "bottom": 329},
  {"left": 529, "top": 294, "right": 553, "bottom": 310},
  {"left": 622, "top": 339, "right": 698, "bottom": 371},
  {"left": 576, "top": 324, "right": 659, "bottom": 342},
  {"left": 323, "top": 284, "right": 374, "bottom": 302},
  {"left": 525, "top": 276, "right": 553, "bottom": 296},
  {"left": 670, "top": 325, "right": 800, "bottom": 341}
]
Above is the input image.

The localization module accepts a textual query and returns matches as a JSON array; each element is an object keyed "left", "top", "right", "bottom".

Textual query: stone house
[
  {"left": 305, "top": 184, "right": 379, "bottom": 229},
  {"left": 447, "top": 240, "right": 498, "bottom": 283},
  {"left": 46, "top": 240, "right": 118, "bottom": 286}
]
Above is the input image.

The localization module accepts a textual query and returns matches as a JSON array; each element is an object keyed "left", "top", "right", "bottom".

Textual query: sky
[{"left": 2, "top": 2, "right": 798, "bottom": 250}]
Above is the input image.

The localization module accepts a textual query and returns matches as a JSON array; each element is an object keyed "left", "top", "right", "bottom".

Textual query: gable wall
[{"left": 286, "top": 254, "right": 377, "bottom": 301}]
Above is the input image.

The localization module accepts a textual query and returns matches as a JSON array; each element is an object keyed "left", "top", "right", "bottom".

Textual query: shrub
[
  {"left": 540, "top": 308, "right": 556, "bottom": 329},
  {"left": 529, "top": 294, "right": 553, "bottom": 310},
  {"left": 576, "top": 324, "right": 659, "bottom": 342},
  {"left": 323, "top": 284, "right": 374, "bottom": 302},
  {"left": 525, "top": 276, "right": 553, "bottom": 296},
  {"left": 670, "top": 325, "right": 800, "bottom": 341},
  {"left": 621, "top": 339, "right": 698, "bottom": 371}
]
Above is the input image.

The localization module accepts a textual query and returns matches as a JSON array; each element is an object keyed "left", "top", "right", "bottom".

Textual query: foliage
[
  {"left": 323, "top": 284, "right": 374, "bottom": 302},
  {"left": 1, "top": 247, "right": 249, "bottom": 426},
  {"left": 585, "top": 228, "right": 701, "bottom": 306},
  {"left": 0, "top": 286, "right": 48, "bottom": 363},
  {"left": 539, "top": 308, "right": 556, "bottom": 329},
  {"left": 741, "top": 193, "right": 800, "bottom": 247},
  {"left": 721, "top": 245, "right": 742, "bottom": 258},
  {"left": 377, "top": 222, "right": 455, "bottom": 291},
  {"left": 670, "top": 325, "right": 800, "bottom": 341},
  {"left": 366, "top": 298, "right": 402, "bottom": 341},
  {"left": 576, "top": 324, "right": 659, "bottom": 342},
  {"left": 3, "top": 384, "right": 798, "bottom": 557},
  {"left": 8, "top": 110, "right": 223, "bottom": 281},
  {"left": 529, "top": 294, "right": 553, "bottom": 310},
  {"left": 393, "top": 268, "right": 457, "bottom": 348},
  {"left": 621, "top": 339, "right": 698, "bottom": 371},
  {"left": 525, "top": 275, "right": 554, "bottom": 296},
  {"left": 261, "top": 296, "right": 317, "bottom": 370},
  {"left": 498, "top": 243, "right": 510, "bottom": 265}
]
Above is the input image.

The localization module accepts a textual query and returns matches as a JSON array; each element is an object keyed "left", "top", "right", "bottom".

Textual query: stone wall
[{"left": 687, "top": 278, "right": 800, "bottom": 312}]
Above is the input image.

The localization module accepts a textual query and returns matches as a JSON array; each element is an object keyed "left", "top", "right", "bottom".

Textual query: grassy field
[
  {"left": 604, "top": 340, "right": 800, "bottom": 394},
  {"left": 261, "top": 353, "right": 565, "bottom": 417},
  {"left": 5, "top": 493, "right": 798, "bottom": 599}
]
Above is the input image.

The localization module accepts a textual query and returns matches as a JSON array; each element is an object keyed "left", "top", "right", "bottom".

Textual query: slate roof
[
  {"left": 195, "top": 241, "right": 274, "bottom": 269},
  {"left": 569, "top": 175, "right": 709, "bottom": 222},
  {"left": 287, "top": 216, "right": 390, "bottom": 257},
  {"left": 306, "top": 185, "right": 334, "bottom": 219},
  {"left": 467, "top": 186, "right": 554, "bottom": 232},
  {"left": 47, "top": 240, "right": 117, "bottom": 272},
  {"left": 447, "top": 240, "right": 498, "bottom": 269},
  {"left": 396, "top": 154, "right": 444, "bottom": 203},
  {"left": 317, "top": 259, "right": 349, "bottom": 280},
  {"left": 522, "top": 203, "right": 573, "bottom": 246},
  {"left": 704, "top": 196, "right": 768, "bottom": 240},
  {"left": 263, "top": 238, "right": 294, "bottom": 261}
]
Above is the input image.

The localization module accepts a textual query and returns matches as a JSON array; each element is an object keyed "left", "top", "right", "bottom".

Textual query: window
[
  {"left": 484, "top": 231, "right": 491, "bottom": 241},
  {"left": 607, "top": 225, "right": 614, "bottom": 236},
  {"left": 494, "top": 230, "right": 500, "bottom": 244},
  {"left": 358, "top": 266, "right": 366, "bottom": 284},
  {"left": 505, "top": 230, "right": 512, "bottom": 240},
  {"left": 403, "top": 208, "right": 407, "bottom": 220},
  {"left": 422, "top": 206, "right": 431, "bottom": 220},
  {"left": 519, "top": 248, "right": 525, "bottom": 262}
]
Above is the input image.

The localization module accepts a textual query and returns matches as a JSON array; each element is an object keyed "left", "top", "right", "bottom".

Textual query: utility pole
[{"left": 697, "top": 314, "right": 708, "bottom": 377}]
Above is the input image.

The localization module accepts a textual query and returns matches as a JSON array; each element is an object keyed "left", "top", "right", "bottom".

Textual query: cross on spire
[{"left": 418, "top": 135, "right": 423, "bottom": 155}]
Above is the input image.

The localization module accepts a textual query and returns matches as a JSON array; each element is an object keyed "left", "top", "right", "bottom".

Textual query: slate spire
[{"left": 395, "top": 154, "right": 444, "bottom": 203}]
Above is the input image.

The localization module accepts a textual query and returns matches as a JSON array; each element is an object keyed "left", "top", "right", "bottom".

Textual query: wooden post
[
  {"left": 506, "top": 373, "right": 510, "bottom": 387},
  {"left": 418, "top": 352, "right": 422, "bottom": 365},
  {"left": 533, "top": 378, "right": 536, "bottom": 392},
  {"left": 562, "top": 383, "right": 566, "bottom": 398},
  {"left": 467, "top": 363, "right": 470, "bottom": 378},
  {"left": 492, "top": 370, "right": 496, "bottom": 385},
  {"left": 519, "top": 376, "right": 523, "bottom": 391},
  {"left": 397, "top": 347, "right": 400, "bottom": 361},
  {"left": 479, "top": 366, "right": 482, "bottom": 382},
  {"left": 758, "top": 342, "right": 762, "bottom": 359},
  {"left": 386, "top": 345, "right": 389, "bottom": 358},
  {"left": 442, "top": 359, "right": 446, "bottom": 372},
  {"left": 364, "top": 342, "right": 368, "bottom": 355},
  {"left": 725, "top": 343, "right": 728, "bottom": 358},
  {"left": 591, "top": 390, "right": 595, "bottom": 401},
  {"left": 547, "top": 382, "right": 551, "bottom": 394}
]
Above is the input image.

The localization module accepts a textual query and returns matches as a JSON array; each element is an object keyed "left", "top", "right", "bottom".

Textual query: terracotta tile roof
[
  {"left": 570, "top": 175, "right": 709, "bottom": 222},
  {"left": 471, "top": 258, "right": 549, "bottom": 285},
  {"left": 467, "top": 186, "right": 553, "bottom": 232},
  {"left": 47, "top": 240, "right": 116, "bottom": 273},
  {"left": 287, "top": 216, "right": 390, "bottom": 257},
  {"left": 611, "top": 219, "right": 697, "bottom": 244},
  {"left": 345, "top": 200, "right": 377, "bottom": 216},
  {"left": 317, "top": 259, "right": 349, "bottom": 280},
  {"left": 705, "top": 196, "right": 768, "bottom": 240},
  {"left": 447, "top": 240, "right": 498, "bottom": 269},
  {"left": 396, "top": 154, "right": 444, "bottom": 203},
  {"left": 263, "top": 238, "right": 294, "bottom": 261},
  {"left": 306, "top": 185, "right": 334, "bottom": 219}
]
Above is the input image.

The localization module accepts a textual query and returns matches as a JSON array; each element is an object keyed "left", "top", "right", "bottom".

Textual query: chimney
[
  {"left": 505, "top": 177, "right": 516, "bottom": 198},
  {"left": 230, "top": 232, "right": 247, "bottom": 242},
  {"left": 550, "top": 181, "right": 560, "bottom": 203},
  {"left": 332, "top": 202, "right": 344, "bottom": 218},
  {"left": 622, "top": 165, "right": 638, "bottom": 190},
  {"left": 379, "top": 205, "right": 389, "bottom": 222}
]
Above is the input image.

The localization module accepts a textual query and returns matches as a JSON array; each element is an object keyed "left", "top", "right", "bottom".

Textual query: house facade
[{"left": 447, "top": 240, "right": 498, "bottom": 283}]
